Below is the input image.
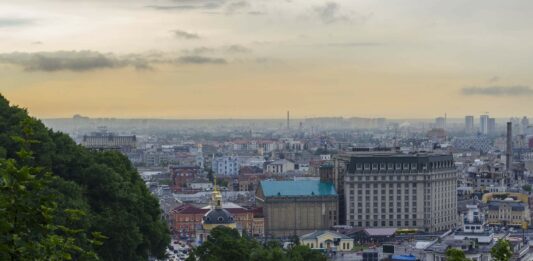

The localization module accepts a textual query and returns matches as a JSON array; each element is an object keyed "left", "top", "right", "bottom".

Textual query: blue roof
[
  {"left": 260, "top": 180, "right": 337, "bottom": 197},
  {"left": 391, "top": 255, "right": 417, "bottom": 261}
]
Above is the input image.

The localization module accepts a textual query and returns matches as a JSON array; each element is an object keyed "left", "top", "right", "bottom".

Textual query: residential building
[
  {"left": 212, "top": 156, "right": 240, "bottom": 176},
  {"left": 265, "top": 159, "right": 295, "bottom": 174}
]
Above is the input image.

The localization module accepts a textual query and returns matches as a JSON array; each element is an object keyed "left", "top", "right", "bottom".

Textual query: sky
[{"left": 1, "top": 0, "right": 533, "bottom": 119}]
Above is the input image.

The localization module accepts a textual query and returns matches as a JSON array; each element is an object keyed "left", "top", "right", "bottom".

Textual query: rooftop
[{"left": 260, "top": 180, "right": 337, "bottom": 197}]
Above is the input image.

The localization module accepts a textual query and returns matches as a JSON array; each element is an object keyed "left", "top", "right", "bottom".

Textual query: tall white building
[
  {"left": 211, "top": 156, "right": 240, "bottom": 176},
  {"left": 480, "top": 115, "right": 489, "bottom": 134}
]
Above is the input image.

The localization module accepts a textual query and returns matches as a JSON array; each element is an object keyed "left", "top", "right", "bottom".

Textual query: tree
[
  {"left": 491, "top": 239, "right": 513, "bottom": 261},
  {"left": 0, "top": 124, "right": 101, "bottom": 260},
  {"left": 0, "top": 94, "right": 170, "bottom": 260},
  {"left": 522, "top": 184, "right": 531, "bottom": 193},
  {"left": 187, "top": 226, "right": 326, "bottom": 261},
  {"left": 445, "top": 248, "right": 469, "bottom": 261}
]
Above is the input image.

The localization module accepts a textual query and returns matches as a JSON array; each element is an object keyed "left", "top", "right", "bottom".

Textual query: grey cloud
[
  {"left": 174, "top": 30, "right": 200, "bottom": 39},
  {"left": 146, "top": 0, "right": 226, "bottom": 11},
  {"left": 183, "top": 47, "right": 215, "bottom": 55},
  {"left": 182, "top": 45, "right": 251, "bottom": 55},
  {"left": 176, "top": 56, "right": 227, "bottom": 64},
  {"left": 461, "top": 86, "right": 533, "bottom": 96},
  {"left": 248, "top": 11, "right": 265, "bottom": 16},
  {"left": 0, "top": 51, "right": 152, "bottom": 72},
  {"left": 0, "top": 18, "right": 33, "bottom": 27},
  {"left": 225, "top": 44, "right": 250, "bottom": 53},
  {"left": 313, "top": 2, "right": 347, "bottom": 24},
  {"left": 225, "top": 1, "right": 249, "bottom": 14},
  {"left": 324, "top": 42, "right": 382, "bottom": 47}
]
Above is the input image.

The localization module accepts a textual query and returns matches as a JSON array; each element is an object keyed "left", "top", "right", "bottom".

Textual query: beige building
[
  {"left": 335, "top": 148, "right": 458, "bottom": 232},
  {"left": 483, "top": 193, "right": 530, "bottom": 228},
  {"left": 256, "top": 180, "right": 338, "bottom": 238},
  {"left": 265, "top": 159, "right": 295, "bottom": 174},
  {"left": 300, "top": 230, "right": 353, "bottom": 252}
]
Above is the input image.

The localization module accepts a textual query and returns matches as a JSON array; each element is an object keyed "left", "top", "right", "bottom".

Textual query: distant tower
[
  {"left": 506, "top": 122, "right": 513, "bottom": 172},
  {"left": 287, "top": 111, "right": 290, "bottom": 130}
]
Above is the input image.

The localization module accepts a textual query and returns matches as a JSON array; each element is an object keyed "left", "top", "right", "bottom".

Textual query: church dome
[{"left": 203, "top": 208, "right": 235, "bottom": 225}]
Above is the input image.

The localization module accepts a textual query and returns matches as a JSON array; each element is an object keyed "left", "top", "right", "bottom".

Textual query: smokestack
[
  {"left": 287, "top": 111, "right": 290, "bottom": 130},
  {"left": 506, "top": 122, "right": 512, "bottom": 171}
]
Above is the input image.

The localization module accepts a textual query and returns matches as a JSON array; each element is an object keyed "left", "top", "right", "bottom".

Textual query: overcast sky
[{"left": 1, "top": 0, "right": 532, "bottom": 119}]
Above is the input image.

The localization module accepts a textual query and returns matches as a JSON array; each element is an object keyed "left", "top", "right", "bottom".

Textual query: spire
[{"left": 212, "top": 175, "right": 222, "bottom": 209}]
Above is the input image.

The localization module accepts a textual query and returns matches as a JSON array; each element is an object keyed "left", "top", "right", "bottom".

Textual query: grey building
[{"left": 335, "top": 148, "right": 458, "bottom": 232}]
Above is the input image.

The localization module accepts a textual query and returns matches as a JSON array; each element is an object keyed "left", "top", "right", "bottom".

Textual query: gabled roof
[
  {"left": 300, "top": 230, "right": 352, "bottom": 240},
  {"left": 259, "top": 180, "right": 337, "bottom": 197}
]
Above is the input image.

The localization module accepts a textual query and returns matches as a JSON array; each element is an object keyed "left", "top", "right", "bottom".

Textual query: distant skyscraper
[
  {"left": 521, "top": 116, "right": 529, "bottom": 134},
  {"left": 480, "top": 115, "right": 489, "bottom": 134},
  {"left": 435, "top": 117, "right": 446, "bottom": 129},
  {"left": 488, "top": 118, "right": 496, "bottom": 134},
  {"left": 465, "top": 116, "right": 474, "bottom": 133}
]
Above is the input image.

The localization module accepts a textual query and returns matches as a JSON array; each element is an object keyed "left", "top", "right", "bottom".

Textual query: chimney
[{"left": 506, "top": 122, "right": 512, "bottom": 171}]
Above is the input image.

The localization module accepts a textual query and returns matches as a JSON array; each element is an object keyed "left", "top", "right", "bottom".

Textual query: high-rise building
[
  {"left": 487, "top": 118, "right": 496, "bottom": 135},
  {"left": 480, "top": 115, "right": 489, "bottom": 134},
  {"left": 435, "top": 117, "right": 446, "bottom": 129},
  {"left": 335, "top": 148, "right": 457, "bottom": 232},
  {"left": 465, "top": 116, "right": 474, "bottom": 133},
  {"left": 521, "top": 116, "right": 529, "bottom": 135}
]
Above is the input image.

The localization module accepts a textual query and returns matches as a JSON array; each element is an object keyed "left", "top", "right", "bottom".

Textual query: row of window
[{"left": 353, "top": 160, "right": 453, "bottom": 171}]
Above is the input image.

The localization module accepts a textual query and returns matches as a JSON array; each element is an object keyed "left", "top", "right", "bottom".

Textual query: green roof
[{"left": 260, "top": 180, "right": 337, "bottom": 197}]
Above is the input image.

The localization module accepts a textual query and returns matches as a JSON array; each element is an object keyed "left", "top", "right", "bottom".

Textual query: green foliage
[
  {"left": 522, "top": 184, "right": 531, "bottom": 193},
  {"left": 187, "top": 226, "right": 326, "bottom": 261},
  {"left": 0, "top": 124, "right": 100, "bottom": 260},
  {"left": 0, "top": 94, "right": 170, "bottom": 260},
  {"left": 445, "top": 248, "right": 469, "bottom": 261},
  {"left": 491, "top": 239, "right": 513, "bottom": 261}
]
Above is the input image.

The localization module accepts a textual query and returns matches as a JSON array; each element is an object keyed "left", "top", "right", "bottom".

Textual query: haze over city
[{"left": 1, "top": 0, "right": 533, "bottom": 119}]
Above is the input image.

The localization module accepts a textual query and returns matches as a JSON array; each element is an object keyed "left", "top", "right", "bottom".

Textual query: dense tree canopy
[
  {"left": 445, "top": 248, "right": 468, "bottom": 261},
  {"left": 187, "top": 226, "right": 327, "bottom": 261},
  {"left": 0, "top": 94, "right": 170, "bottom": 260},
  {"left": 491, "top": 239, "right": 512, "bottom": 261}
]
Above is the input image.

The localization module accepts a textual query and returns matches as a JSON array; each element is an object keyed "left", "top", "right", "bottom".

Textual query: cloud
[
  {"left": 312, "top": 2, "right": 371, "bottom": 25},
  {"left": 146, "top": 0, "right": 226, "bottom": 11},
  {"left": 0, "top": 18, "right": 33, "bottom": 27},
  {"left": 183, "top": 47, "right": 215, "bottom": 55},
  {"left": 176, "top": 56, "right": 227, "bottom": 64},
  {"left": 225, "top": 1, "right": 249, "bottom": 14},
  {"left": 225, "top": 44, "right": 251, "bottom": 53},
  {"left": 182, "top": 45, "right": 251, "bottom": 55},
  {"left": 174, "top": 30, "right": 200, "bottom": 39},
  {"left": 0, "top": 51, "right": 152, "bottom": 72},
  {"left": 313, "top": 2, "right": 347, "bottom": 24},
  {"left": 323, "top": 42, "right": 382, "bottom": 47},
  {"left": 461, "top": 86, "right": 533, "bottom": 96}
]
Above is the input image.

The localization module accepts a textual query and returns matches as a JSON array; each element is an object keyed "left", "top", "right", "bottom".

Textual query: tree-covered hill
[{"left": 0, "top": 94, "right": 170, "bottom": 260}]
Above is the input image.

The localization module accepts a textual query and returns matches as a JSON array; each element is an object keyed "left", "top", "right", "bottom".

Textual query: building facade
[
  {"left": 212, "top": 156, "right": 240, "bottom": 176},
  {"left": 336, "top": 148, "right": 458, "bottom": 232},
  {"left": 256, "top": 180, "right": 338, "bottom": 238}
]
